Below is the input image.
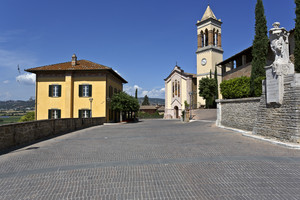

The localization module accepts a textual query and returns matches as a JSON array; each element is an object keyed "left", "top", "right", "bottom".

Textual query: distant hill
[
  {"left": 138, "top": 97, "right": 164, "bottom": 105},
  {"left": 0, "top": 100, "right": 35, "bottom": 110}
]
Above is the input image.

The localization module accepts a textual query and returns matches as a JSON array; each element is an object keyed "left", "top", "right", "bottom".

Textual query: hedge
[{"left": 220, "top": 76, "right": 265, "bottom": 99}]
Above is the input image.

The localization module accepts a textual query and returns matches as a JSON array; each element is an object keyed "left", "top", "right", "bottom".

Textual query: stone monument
[{"left": 265, "top": 22, "right": 295, "bottom": 104}]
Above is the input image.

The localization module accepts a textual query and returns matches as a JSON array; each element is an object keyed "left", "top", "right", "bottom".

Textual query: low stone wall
[
  {"left": 216, "top": 97, "right": 261, "bottom": 131},
  {"left": 0, "top": 117, "right": 105, "bottom": 152},
  {"left": 253, "top": 74, "right": 300, "bottom": 143}
]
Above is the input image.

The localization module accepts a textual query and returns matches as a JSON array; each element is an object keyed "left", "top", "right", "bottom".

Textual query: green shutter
[
  {"left": 89, "top": 85, "right": 92, "bottom": 97},
  {"left": 79, "top": 85, "right": 83, "bottom": 97},
  {"left": 79, "top": 110, "right": 82, "bottom": 118},
  {"left": 48, "top": 110, "right": 51, "bottom": 119},
  {"left": 58, "top": 110, "right": 61, "bottom": 119},
  {"left": 49, "top": 85, "right": 53, "bottom": 97},
  {"left": 58, "top": 85, "right": 61, "bottom": 97}
]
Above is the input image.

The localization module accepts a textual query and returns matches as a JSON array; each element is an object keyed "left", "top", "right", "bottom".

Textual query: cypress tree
[
  {"left": 250, "top": 0, "right": 269, "bottom": 96},
  {"left": 295, "top": 0, "right": 300, "bottom": 72},
  {"left": 142, "top": 95, "right": 150, "bottom": 105},
  {"left": 135, "top": 88, "right": 138, "bottom": 99}
]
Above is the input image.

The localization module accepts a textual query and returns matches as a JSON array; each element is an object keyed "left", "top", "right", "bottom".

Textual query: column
[
  {"left": 65, "top": 72, "right": 73, "bottom": 118},
  {"left": 217, "top": 33, "right": 222, "bottom": 47},
  {"left": 208, "top": 30, "right": 213, "bottom": 46}
]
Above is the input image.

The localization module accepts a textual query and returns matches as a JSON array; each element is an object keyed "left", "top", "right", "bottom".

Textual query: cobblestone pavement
[{"left": 0, "top": 120, "right": 300, "bottom": 200}]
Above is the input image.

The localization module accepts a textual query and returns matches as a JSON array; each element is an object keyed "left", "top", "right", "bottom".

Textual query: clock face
[{"left": 201, "top": 58, "right": 207, "bottom": 66}]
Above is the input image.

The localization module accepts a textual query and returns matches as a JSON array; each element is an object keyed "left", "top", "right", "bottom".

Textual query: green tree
[
  {"left": 295, "top": 0, "right": 300, "bottom": 72},
  {"left": 214, "top": 66, "right": 219, "bottom": 99},
  {"left": 135, "top": 88, "right": 138, "bottom": 99},
  {"left": 19, "top": 112, "right": 35, "bottom": 122},
  {"left": 250, "top": 0, "right": 268, "bottom": 96},
  {"left": 142, "top": 95, "right": 150, "bottom": 105},
  {"left": 199, "top": 77, "right": 217, "bottom": 108},
  {"left": 111, "top": 92, "right": 140, "bottom": 121}
]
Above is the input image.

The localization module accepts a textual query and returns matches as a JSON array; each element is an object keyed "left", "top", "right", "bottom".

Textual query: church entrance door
[{"left": 174, "top": 106, "right": 179, "bottom": 118}]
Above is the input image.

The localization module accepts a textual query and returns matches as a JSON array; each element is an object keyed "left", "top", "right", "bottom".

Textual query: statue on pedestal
[
  {"left": 269, "top": 22, "right": 294, "bottom": 75},
  {"left": 265, "top": 22, "right": 294, "bottom": 105}
]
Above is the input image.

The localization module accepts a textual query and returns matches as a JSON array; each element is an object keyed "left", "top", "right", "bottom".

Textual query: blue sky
[{"left": 0, "top": 0, "right": 296, "bottom": 100}]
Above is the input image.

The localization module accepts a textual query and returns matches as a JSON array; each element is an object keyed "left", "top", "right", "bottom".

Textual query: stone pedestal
[{"left": 265, "top": 66, "right": 284, "bottom": 104}]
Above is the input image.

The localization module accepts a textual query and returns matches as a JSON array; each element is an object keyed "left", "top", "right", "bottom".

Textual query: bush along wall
[{"left": 220, "top": 76, "right": 264, "bottom": 99}]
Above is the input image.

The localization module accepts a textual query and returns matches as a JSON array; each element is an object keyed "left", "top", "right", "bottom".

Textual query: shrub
[
  {"left": 220, "top": 77, "right": 251, "bottom": 99},
  {"left": 19, "top": 112, "right": 35, "bottom": 122},
  {"left": 253, "top": 76, "right": 265, "bottom": 97}
]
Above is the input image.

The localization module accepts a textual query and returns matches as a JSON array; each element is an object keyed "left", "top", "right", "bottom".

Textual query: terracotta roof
[
  {"left": 183, "top": 72, "right": 197, "bottom": 78},
  {"left": 25, "top": 59, "right": 128, "bottom": 83},
  {"left": 25, "top": 60, "right": 110, "bottom": 71},
  {"left": 140, "top": 105, "right": 158, "bottom": 110}
]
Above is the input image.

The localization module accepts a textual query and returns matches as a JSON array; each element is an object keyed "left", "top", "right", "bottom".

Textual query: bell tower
[{"left": 196, "top": 5, "right": 223, "bottom": 107}]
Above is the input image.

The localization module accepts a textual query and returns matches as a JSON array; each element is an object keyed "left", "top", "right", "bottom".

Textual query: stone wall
[
  {"left": 253, "top": 74, "right": 300, "bottom": 143},
  {"left": 223, "top": 63, "right": 252, "bottom": 81},
  {"left": 0, "top": 117, "right": 105, "bottom": 152},
  {"left": 216, "top": 97, "right": 261, "bottom": 131}
]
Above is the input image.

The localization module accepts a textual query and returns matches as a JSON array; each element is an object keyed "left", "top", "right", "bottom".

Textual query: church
[{"left": 164, "top": 5, "right": 223, "bottom": 119}]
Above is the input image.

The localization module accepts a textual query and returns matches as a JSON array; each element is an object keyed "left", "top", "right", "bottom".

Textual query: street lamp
[{"left": 89, "top": 98, "right": 93, "bottom": 118}]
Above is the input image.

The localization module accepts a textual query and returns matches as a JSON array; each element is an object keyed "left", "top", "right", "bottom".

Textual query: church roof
[{"left": 201, "top": 5, "right": 217, "bottom": 22}]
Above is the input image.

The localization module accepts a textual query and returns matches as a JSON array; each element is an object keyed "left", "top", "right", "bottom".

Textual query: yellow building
[
  {"left": 25, "top": 54, "right": 127, "bottom": 122},
  {"left": 196, "top": 5, "right": 223, "bottom": 107}
]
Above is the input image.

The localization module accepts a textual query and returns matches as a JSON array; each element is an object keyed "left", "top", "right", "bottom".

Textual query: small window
[
  {"left": 79, "top": 85, "right": 92, "bottom": 97},
  {"left": 79, "top": 109, "right": 91, "bottom": 118},
  {"left": 172, "top": 82, "right": 175, "bottom": 97},
  {"left": 49, "top": 85, "right": 61, "bottom": 97},
  {"left": 178, "top": 82, "right": 180, "bottom": 97},
  {"left": 175, "top": 80, "right": 178, "bottom": 96},
  {"left": 48, "top": 109, "right": 61, "bottom": 119}
]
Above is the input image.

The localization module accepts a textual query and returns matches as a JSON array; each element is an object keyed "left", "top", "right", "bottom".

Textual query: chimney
[{"left": 72, "top": 54, "right": 77, "bottom": 66}]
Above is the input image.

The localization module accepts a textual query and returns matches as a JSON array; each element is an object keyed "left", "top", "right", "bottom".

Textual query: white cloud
[
  {"left": 16, "top": 73, "right": 36, "bottom": 85},
  {"left": 141, "top": 87, "right": 165, "bottom": 98},
  {"left": 124, "top": 84, "right": 165, "bottom": 98},
  {"left": 3, "top": 80, "right": 10, "bottom": 84},
  {"left": 123, "top": 85, "right": 141, "bottom": 96},
  {"left": 0, "top": 92, "right": 12, "bottom": 100}
]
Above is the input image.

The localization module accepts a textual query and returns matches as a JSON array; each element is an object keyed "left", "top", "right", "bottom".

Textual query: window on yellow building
[
  {"left": 48, "top": 109, "right": 61, "bottom": 119},
  {"left": 49, "top": 85, "right": 61, "bottom": 97},
  {"left": 79, "top": 85, "right": 92, "bottom": 97},
  {"left": 79, "top": 109, "right": 91, "bottom": 118}
]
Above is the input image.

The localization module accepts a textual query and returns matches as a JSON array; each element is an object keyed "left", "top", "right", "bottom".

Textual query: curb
[{"left": 217, "top": 125, "right": 300, "bottom": 150}]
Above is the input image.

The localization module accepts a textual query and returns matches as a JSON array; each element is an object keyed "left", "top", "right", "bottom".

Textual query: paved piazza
[{"left": 0, "top": 120, "right": 300, "bottom": 200}]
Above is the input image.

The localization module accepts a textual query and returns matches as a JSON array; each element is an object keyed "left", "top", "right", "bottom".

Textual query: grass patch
[{"left": 0, "top": 116, "right": 22, "bottom": 125}]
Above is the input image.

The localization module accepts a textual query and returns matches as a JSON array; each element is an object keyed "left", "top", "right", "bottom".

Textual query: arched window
[
  {"left": 172, "top": 82, "right": 174, "bottom": 97},
  {"left": 216, "top": 30, "right": 219, "bottom": 47},
  {"left": 178, "top": 82, "right": 180, "bottom": 97},
  {"left": 213, "top": 29, "right": 216, "bottom": 46},
  {"left": 175, "top": 80, "right": 178, "bottom": 96},
  {"left": 201, "top": 31, "right": 204, "bottom": 47},
  {"left": 205, "top": 29, "right": 209, "bottom": 47}
]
